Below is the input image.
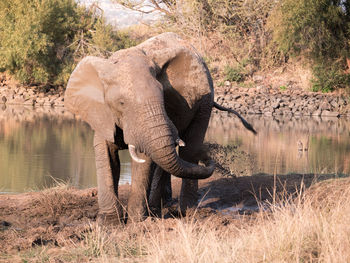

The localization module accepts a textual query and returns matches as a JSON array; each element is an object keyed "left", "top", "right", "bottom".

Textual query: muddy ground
[{"left": 0, "top": 144, "right": 345, "bottom": 254}]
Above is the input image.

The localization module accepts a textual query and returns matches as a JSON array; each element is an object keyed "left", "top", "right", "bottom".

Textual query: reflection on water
[
  {"left": 1, "top": 107, "right": 349, "bottom": 193},
  {"left": 207, "top": 112, "right": 350, "bottom": 176},
  {"left": 0, "top": 106, "right": 130, "bottom": 193}
]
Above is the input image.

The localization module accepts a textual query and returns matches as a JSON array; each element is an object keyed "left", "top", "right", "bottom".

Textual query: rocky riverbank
[
  {"left": 214, "top": 82, "right": 350, "bottom": 117},
  {"left": 0, "top": 74, "right": 64, "bottom": 107},
  {"left": 1, "top": 74, "right": 349, "bottom": 116}
]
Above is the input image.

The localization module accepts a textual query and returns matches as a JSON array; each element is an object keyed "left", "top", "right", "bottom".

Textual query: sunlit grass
[{"left": 8, "top": 177, "right": 350, "bottom": 262}]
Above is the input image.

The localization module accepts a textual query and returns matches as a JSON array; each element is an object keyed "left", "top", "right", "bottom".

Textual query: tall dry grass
[
  {"left": 49, "top": 178, "right": 350, "bottom": 262},
  {"left": 6, "top": 177, "right": 349, "bottom": 262}
]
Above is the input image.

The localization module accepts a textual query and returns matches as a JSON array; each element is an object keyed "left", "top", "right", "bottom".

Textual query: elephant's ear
[
  {"left": 64, "top": 56, "right": 115, "bottom": 142},
  {"left": 138, "top": 32, "right": 213, "bottom": 98}
]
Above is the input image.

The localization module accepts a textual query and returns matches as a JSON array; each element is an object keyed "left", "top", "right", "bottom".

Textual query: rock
[
  {"left": 256, "top": 86, "right": 267, "bottom": 93},
  {"left": 17, "top": 87, "right": 25, "bottom": 96},
  {"left": 9, "top": 97, "right": 25, "bottom": 105},
  {"left": 338, "top": 97, "right": 346, "bottom": 106},
  {"left": 2, "top": 96, "right": 7, "bottom": 103},
  {"left": 271, "top": 101, "right": 280, "bottom": 109},
  {"left": 320, "top": 101, "right": 331, "bottom": 111},
  {"left": 330, "top": 99, "right": 339, "bottom": 109},
  {"left": 312, "top": 110, "right": 322, "bottom": 116},
  {"left": 233, "top": 103, "right": 242, "bottom": 109},
  {"left": 23, "top": 99, "right": 35, "bottom": 106},
  {"left": 36, "top": 98, "right": 44, "bottom": 106},
  {"left": 307, "top": 106, "right": 318, "bottom": 113},
  {"left": 253, "top": 75, "right": 264, "bottom": 82},
  {"left": 303, "top": 111, "right": 312, "bottom": 116},
  {"left": 321, "top": 110, "right": 339, "bottom": 117},
  {"left": 27, "top": 89, "right": 35, "bottom": 95},
  {"left": 247, "top": 98, "right": 254, "bottom": 105},
  {"left": 274, "top": 109, "right": 283, "bottom": 115}
]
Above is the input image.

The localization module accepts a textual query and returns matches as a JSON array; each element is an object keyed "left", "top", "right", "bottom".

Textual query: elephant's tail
[{"left": 213, "top": 102, "right": 257, "bottom": 135}]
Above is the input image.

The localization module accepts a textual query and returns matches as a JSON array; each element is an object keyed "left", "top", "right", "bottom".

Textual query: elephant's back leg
[
  {"left": 94, "top": 134, "right": 123, "bottom": 224},
  {"left": 178, "top": 94, "right": 213, "bottom": 213},
  {"left": 148, "top": 165, "right": 172, "bottom": 217}
]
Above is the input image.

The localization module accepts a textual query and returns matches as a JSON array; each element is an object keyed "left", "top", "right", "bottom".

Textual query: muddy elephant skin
[{"left": 64, "top": 33, "right": 252, "bottom": 223}]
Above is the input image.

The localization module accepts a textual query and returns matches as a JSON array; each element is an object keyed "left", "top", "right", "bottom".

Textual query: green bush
[
  {"left": 311, "top": 64, "right": 350, "bottom": 93},
  {"left": 270, "top": 0, "right": 350, "bottom": 59},
  {"left": 224, "top": 65, "right": 244, "bottom": 82},
  {"left": 269, "top": 0, "right": 350, "bottom": 90},
  {"left": 0, "top": 0, "right": 135, "bottom": 86}
]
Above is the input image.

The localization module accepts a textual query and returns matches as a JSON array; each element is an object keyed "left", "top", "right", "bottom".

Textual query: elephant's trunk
[{"left": 138, "top": 99, "right": 214, "bottom": 180}]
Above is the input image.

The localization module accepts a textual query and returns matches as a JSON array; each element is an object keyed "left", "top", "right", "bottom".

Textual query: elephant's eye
[{"left": 119, "top": 100, "right": 125, "bottom": 106}]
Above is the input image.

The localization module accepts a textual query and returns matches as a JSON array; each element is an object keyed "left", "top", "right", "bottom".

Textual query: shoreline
[
  {"left": 214, "top": 83, "right": 350, "bottom": 117},
  {"left": 1, "top": 78, "right": 349, "bottom": 118}
]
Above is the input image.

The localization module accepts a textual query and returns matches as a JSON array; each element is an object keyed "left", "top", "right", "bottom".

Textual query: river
[{"left": 1, "top": 106, "right": 349, "bottom": 193}]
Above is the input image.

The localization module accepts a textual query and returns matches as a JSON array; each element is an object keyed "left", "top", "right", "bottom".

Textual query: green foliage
[
  {"left": 269, "top": 0, "right": 350, "bottom": 90},
  {"left": 279, "top": 86, "right": 287, "bottom": 91},
  {"left": 0, "top": 0, "right": 135, "bottom": 86},
  {"left": 224, "top": 59, "right": 252, "bottom": 82},
  {"left": 111, "top": 0, "right": 350, "bottom": 91},
  {"left": 311, "top": 64, "right": 350, "bottom": 92},
  {"left": 224, "top": 65, "right": 244, "bottom": 82},
  {"left": 270, "top": 0, "right": 350, "bottom": 59}
]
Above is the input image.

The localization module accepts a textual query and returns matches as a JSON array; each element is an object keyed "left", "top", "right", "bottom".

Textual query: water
[
  {"left": 207, "top": 112, "right": 350, "bottom": 175},
  {"left": 0, "top": 106, "right": 131, "bottom": 193},
  {"left": 1, "top": 106, "right": 349, "bottom": 193}
]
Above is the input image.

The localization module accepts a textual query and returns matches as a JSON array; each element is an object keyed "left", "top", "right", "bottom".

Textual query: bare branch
[{"left": 112, "top": 0, "right": 176, "bottom": 17}]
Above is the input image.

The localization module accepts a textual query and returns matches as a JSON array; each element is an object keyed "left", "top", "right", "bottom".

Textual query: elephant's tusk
[
  {"left": 176, "top": 138, "right": 186, "bottom": 147},
  {"left": 129, "top": 145, "right": 146, "bottom": 163}
]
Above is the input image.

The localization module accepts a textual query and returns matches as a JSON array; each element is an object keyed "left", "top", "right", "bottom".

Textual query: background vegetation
[
  {"left": 0, "top": 0, "right": 135, "bottom": 86},
  {"left": 0, "top": 0, "right": 349, "bottom": 91},
  {"left": 116, "top": 0, "right": 350, "bottom": 92}
]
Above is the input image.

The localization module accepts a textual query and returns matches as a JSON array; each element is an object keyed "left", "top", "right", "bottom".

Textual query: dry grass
[
  {"left": 7, "top": 177, "right": 350, "bottom": 262},
  {"left": 141, "top": 178, "right": 350, "bottom": 263},
  {"left": 34, "top": 179, "right": 73, "bottom": 218}
]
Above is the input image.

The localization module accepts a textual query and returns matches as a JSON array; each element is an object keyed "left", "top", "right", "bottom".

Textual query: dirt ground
[{"left": 0, "top": 143, "right": 345, "bottom": 254}]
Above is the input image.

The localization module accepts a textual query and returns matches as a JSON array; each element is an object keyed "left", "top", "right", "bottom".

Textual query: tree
[
  {"left": 0, "top": 0, "right": 135, "bottom": 86},
  {"left": 269, "top": 0, "right": 350, "bottom": 91}
]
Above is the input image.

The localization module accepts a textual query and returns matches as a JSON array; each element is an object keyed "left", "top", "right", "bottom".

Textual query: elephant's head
[{"left": 64, "top": 33, "right": 214, "bottom": 180}]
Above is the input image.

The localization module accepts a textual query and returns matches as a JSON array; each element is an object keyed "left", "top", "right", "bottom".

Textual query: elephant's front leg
[
  {"left": 179, "top": 97, "right": 213, "bottom": 214},
  {"left": 94, "top": 134, "right": 123, "bottom": 224},
  {"left": 127, "top": 154, "right": 153, "bottom": 223}
]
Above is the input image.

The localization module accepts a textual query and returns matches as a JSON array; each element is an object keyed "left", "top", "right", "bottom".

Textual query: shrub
[
  {"left": 0, "top": 0, "right": 135, "bottom": 86},
  {"left": 114, "top": 0, "right": 278, "bottom": 73},
  {"left": 311, "top": 64, "right": 350, "bottom": 92},
  {"left": 269, "top": 0, "right": 350, "bottom": 90},
  {"left": 224, "top": 65, "right": 244, "bottom": 82}
]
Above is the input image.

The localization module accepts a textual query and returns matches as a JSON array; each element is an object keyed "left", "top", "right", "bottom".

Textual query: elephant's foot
[
  {"left": 179, "top": 179, "right": 199, "bottom": 215},
  {"left": 147, "top": 205, "right": 162, "bottom": 218},
  {"left": 126, "top": 205, "right": 147, "bottom": 224},
  {"left": 97, "top": 212, "right": 124, "bottom": 226}
]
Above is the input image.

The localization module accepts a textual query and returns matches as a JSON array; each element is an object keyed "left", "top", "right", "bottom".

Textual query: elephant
[{"left": 64, "top": 32, "right": 256, "bottom": 224}]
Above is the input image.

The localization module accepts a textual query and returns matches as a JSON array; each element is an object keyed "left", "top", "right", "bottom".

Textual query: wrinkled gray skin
[{"left": 65, "top": 33, "right": 219, "bottom": 223}]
